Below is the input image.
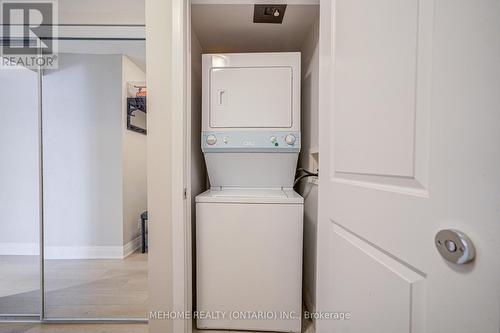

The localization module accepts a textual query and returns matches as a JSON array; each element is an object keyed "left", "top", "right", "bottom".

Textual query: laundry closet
[{"left": 188, "top": 2, "right": 320, "bottom": 332}]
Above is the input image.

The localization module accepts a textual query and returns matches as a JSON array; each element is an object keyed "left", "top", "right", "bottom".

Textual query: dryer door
[{"left": 209, "top": 66, "right": 293, "bottom": 128}]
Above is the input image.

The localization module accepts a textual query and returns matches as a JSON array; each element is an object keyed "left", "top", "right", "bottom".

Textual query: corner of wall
[
  {"left": 299, "top": 18, "right": 320, "bottom": 316},
  {"left": 121, "top": 55, "right": 147, "bottom": 247},
  {"left": 146, "top": 0, "right": 174, "bottom": 330}
]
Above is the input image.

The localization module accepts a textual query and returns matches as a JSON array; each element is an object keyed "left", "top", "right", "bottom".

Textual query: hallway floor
[
  {"left": 0, "top": 322, "right": 148, "bottom": 333},
  {"left": 0, "top": 252, "right": 148, "bottom": 318},
  {"left": 0, "top": 318, "right": 313, "bottom": 333}
]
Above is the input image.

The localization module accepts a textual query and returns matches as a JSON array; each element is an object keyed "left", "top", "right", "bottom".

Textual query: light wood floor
[
  {"left": 0, "top": 323, "right": 148, "bottom": 333},
  {"left": 0, "top": 320, "right": 313, "bottom": 333},
  {"left": 0, "top": 252, "right": 148, "bottom": 318},
  {"left": 0, "top": 318, "right": 313, "bottom": 333}
]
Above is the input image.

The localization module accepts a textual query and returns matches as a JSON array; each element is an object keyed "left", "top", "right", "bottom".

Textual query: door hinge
[{"left": 183, "top": 188, "right": 187, "bottom": 199}]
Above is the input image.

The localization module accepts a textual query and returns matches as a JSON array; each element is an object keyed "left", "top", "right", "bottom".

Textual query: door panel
[
  {"left": 327, "top": 222, "right": 425, "bottom": 333},
  {"left": 333, "top": 0, "right": 419, "bottom": 177},
  {"left": 210, "top": 67, "right": 292, "bottom": 128},
  {"left": 332, "top": 0, "right": 432, "bottom": 193},
  {"left": 317, "top": 0, "right": 500, "bottom": 332}
]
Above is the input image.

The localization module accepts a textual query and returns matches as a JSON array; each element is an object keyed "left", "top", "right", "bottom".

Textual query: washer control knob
[
  {"left": 285, "top": 134, "right": 296, "bottom": 145},
  {"left": 223, "top": 136, "right": 229, "bottom": 144},
  {"left": 270, "top": 136, "right": 277, "bottom": 143},
  {"left": 206, "top": 134, "right": 217, "bottom": 145}
]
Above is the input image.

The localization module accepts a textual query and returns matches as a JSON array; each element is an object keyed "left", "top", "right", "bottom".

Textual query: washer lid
[{"left": 195, "top": 188, "right": 303, "bottom": 204}]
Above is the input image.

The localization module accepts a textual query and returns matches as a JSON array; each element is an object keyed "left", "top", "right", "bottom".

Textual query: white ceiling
[
  {"left": 58, "top": 0, "right": 145, "bottom": 25},
  {"left": 191, "top": 4, "right": 319, "bottom": 53}
]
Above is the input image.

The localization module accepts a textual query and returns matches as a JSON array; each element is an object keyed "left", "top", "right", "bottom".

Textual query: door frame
[
  {"left": 171, "top": 1, "right": 192, "bottom": 333},
  {"left": 315, "top": 1, "right": 333, "bottom": 332}
]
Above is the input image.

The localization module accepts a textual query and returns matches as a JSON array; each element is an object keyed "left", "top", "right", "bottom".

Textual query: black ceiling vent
[{"left": 253, "top": 4, "right": 287, "bottom": 24}]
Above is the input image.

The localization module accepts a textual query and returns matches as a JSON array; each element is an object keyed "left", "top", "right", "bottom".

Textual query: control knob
[
  {"left": 285, "top": 134, "right": 296, "bottom": 145},
  {"left": 206, "top": 134, "right": 217, "bottom": 145}
]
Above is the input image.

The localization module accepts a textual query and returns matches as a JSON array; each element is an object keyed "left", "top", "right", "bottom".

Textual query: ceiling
[
  {"left": 192, "top": 4, "right": 319, "bottom": 53},
  {"left": 56, "top": 0, "right": 146, "bottom": 70},
  {"left": 58, "top": 0, "right": 145, "bottom": 25}
]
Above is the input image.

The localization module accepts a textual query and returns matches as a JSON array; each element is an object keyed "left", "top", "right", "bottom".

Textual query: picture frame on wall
[{"left": 127, "top": 82, "right": 147, "bottom": 135}]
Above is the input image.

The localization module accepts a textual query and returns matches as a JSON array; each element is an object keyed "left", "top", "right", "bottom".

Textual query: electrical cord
[
  {"left": 296, "top": 167, "right": 317, "bottom": 176},
  {"left": 294, "top": 168, "right": 319, "bottom": 187}
]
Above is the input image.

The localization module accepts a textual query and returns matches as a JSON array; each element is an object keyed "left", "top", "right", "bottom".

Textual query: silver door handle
[{"left": 435, "top": 229, "right": 475, "bottom": 264}]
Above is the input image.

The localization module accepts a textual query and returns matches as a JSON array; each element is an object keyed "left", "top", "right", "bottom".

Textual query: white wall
[
  {"left": 146, "top": 0, "right": 174, "bottom": 331},
  {"left": 122, "top": 56, "right": 147, "bottom": 246},
  {"left": 298, "top": 20, "right": 319, "bottom": 313},
  {"left": 190, "top": 31, "right": 207, "bottom": 314},
  {"left": 190, "top": 32, "right": 206, "bottom": 228},
  {"left": 43, "top": 54, "right": 124, "bottom": 250},
  {"left": 0, "top": 67, "right": 40, "bottom": 252},
  {"left": 1, "top": 54, "right": 146, "bottom": 259}
]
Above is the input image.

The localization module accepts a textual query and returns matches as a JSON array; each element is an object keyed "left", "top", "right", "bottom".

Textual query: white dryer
[
  {"left": 201, "top": 52, "right": 301, "bottom": 188},
  {"left": 196, "top": 52, "right": 303, "bottom": 332}
]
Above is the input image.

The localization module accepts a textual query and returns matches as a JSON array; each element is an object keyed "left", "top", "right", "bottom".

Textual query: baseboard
[
  {"left": 0, "top": 242, "right": 39, "bottom": 256},
  {"left": 44, "top": 245, "right": 124, "bottom": 259},
  {"left": 123, "top": 235, "right": 142, "bottom": 258},
  {"left": 0, "top": 236, "right": 142, "bottom": 259}
]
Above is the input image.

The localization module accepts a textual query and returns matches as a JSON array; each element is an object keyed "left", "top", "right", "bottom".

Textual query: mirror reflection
[{"left": 42, "top": 40, "right": 148, "bottom": 318}]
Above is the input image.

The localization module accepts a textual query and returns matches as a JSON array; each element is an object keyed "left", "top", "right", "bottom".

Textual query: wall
[
  {"left": 190, "top": 30, "right": 207, "bottom": 312},
  {"left": 42, "top": 54, "right": 124, "bottom": 255},
  {"left": 191, "top": 33, "right": 207, "bottom": 217},
  {"left": 0, "top": 67, "right": 40, "bottom": 253},
  {"left": 122, "top": 55, "right": 147, "bottom": 248},
  {"left": 0, "top": 54, "right": 145, "bottom": 259},
  {"left": 298, "top": 20, "right": 319, "bottom": 313},
  {"left": 146, "top": 0, "right": 174, "bottom": 331},
  {"left": 190, "top": 32, "right": 206, "bottom": 230}
]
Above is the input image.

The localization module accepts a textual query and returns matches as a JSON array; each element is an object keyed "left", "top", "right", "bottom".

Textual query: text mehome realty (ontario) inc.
[{"left": 149, "top": 310, "right": 352, "bottom": 321}]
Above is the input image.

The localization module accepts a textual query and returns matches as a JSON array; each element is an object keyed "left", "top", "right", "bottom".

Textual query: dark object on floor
[
  {"left": 127, "top": 97, "right": 147, "bottom": 135},
  {"left": 141, "top": 211, "right": 148, "bottom": 253}
]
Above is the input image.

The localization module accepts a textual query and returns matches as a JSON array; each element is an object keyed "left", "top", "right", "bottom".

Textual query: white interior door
[{"left": 316, "top": 0, "right": 500, "bottom": 332}]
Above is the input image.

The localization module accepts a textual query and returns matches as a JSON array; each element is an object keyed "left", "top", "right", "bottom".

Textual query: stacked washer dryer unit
[{"left": 196, "top": 52, "right": 303, "bottom": 333}]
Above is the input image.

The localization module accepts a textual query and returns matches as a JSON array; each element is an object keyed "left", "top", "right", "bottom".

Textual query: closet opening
[{"left": 187, "top": 2, "right": 319, "bottom": 332}]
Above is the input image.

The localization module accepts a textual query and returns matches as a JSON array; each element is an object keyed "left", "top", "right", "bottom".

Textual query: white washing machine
[
  {"left": 196, "top": 188, "right": 303, "bottom": 332},
  {"left": 196, "top": 52, "right": 303, "bottom": 332}
]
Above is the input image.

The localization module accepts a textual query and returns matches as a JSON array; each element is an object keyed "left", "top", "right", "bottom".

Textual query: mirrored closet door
[
  {"left": 41, "top": 39, "right": 148, "bottom": 320},
  {"left": 0, "top": 0, "right": 148, "bottom": 322},
  {"left": 0, "top": 65, "right": 41, "bottom": 319}
]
